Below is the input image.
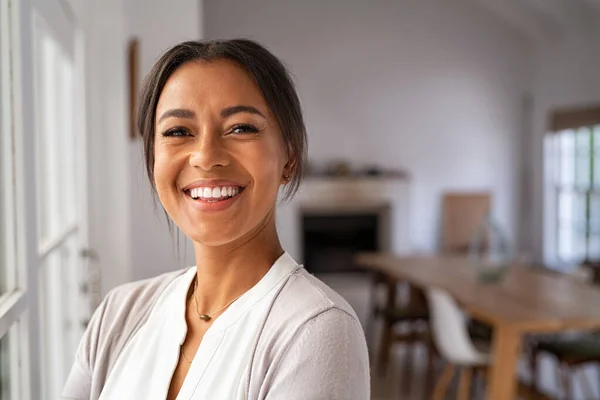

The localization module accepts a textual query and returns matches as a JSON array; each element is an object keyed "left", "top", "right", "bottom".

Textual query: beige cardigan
[{"left": 62, "top": 265, "right": 370, "bottom": 399}]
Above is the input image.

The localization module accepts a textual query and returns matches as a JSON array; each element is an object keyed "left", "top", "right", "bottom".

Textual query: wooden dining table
[{"left": 356, "top": 252, "right": 600, "bottom": 400}]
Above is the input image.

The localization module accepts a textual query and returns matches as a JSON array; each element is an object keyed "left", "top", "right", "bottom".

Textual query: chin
[{"left": 182, "top": 224, "right": 245, "bottom": 248}]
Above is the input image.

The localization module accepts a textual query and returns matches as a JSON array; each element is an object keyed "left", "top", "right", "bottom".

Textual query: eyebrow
[
  {"left": 158, "top": 105, "right": 266, "bottom": 123},
  {"left": 158, "top": 108, "right": 195, "bottom": 123},
  {"left": 220, "top": 105, "right": 265, "bottom": 119}
]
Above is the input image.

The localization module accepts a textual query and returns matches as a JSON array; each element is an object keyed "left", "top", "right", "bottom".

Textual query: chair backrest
[
  {"left": 442, "top": 192, "right": 491, "bottom": 254},
  {"left": 425, "top": 287, "right": 483, "bottom": 365}
]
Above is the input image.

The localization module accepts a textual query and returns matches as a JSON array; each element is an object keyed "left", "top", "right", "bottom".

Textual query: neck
[{"left": 191, "top": 212, "right": 284, "bottom": 313}]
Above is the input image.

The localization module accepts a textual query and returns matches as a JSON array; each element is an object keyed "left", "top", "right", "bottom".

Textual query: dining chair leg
[
  {"left": 473, "top": 366, "right": 487, "bottom": 399},
  {"left": 400, "top": 334, "right": 414, "bottom": 396},
  {"left": 425, "top": 338, "right": 436, "bottom": 398},
  {"left": 378, "top": 321, "right": 393, "bottom": 376},
  {"left": 457, "top": 367, "right": 473, "bottom": 400},
  {"left": 559, "top": 363, "right": 572, "bottom": 400},
  {"left": 580, "top": 366, "right": 595, "bottom": 400},
  {"left": 366, "top": 277, "right": 380, "bottom": 356},
  {"left": 432, "top": 363, "right": 455, "bottom": 400},
  {"left": 529, "top": 346, "right": 539, "bottom": 394}
]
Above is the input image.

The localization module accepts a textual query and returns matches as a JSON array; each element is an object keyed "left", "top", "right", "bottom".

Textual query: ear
[{"left": 281, "top": 153, "right": 297, "bottom": 184}]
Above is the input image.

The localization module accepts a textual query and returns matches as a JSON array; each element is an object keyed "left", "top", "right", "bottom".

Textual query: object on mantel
[{"left": 305, "top": 159, "right": 409, "bottom": 179}]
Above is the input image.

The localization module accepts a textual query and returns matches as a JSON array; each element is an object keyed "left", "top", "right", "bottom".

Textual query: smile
[{"left": 185, "top": 186, "right": 245, "bottom": 203}]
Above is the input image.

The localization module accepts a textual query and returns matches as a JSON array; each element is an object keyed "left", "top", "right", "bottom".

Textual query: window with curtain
[{"left": 546, "top": 106, "right": 600, "bottom": 264}]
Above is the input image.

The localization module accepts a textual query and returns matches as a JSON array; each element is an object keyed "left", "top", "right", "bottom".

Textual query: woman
[{"left": 62, "top": 39, "right": 370, "bottom": 400}]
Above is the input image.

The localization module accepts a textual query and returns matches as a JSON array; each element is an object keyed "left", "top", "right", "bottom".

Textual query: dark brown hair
[{"left": 137, "top": 38, "right": 307, "bottom": 201}]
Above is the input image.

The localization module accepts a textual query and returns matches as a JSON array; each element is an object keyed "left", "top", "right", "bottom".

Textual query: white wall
[
  {"left": 530, "top": 33, "right": 600, "bottom": 263},
  {"left": 204, "top": 0, "right": 532, "bottom": 253},
  {"left": 82, "top": 0, "right": 132, "bottom": 296},
  {"left": 124, "top": 0, "right": 203, "bottom": 280}
]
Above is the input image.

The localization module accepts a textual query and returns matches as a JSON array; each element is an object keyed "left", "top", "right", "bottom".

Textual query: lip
[{"left": 181, "top": 179, "right": 246, "bottom": 191}]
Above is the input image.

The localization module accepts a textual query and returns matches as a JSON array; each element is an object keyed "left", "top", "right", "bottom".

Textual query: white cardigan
[{"left": 62, "top": 253, "right": 370, "bottom": 399}]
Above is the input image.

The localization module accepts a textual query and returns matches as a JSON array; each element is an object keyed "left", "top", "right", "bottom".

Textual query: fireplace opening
[{"left": 301, "top": 210, "right": 387, "bottom": 274}]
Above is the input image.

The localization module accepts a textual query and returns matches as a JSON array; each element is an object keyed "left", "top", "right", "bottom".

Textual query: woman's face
[{"left": 154, "top": 60, "right": 289, "bottom": 247}]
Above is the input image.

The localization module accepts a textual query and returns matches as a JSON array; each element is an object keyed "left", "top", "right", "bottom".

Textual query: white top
[{"left": 63, "top": 252, "right": 370, "bottom": 400}]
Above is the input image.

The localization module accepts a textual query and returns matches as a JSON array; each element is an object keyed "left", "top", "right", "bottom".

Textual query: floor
[{"left": 316, "top": 272, "right": 600, "bottom": 400}]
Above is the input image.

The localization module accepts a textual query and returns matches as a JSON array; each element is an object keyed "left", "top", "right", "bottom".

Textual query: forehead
[{"left": 156, "top": 59, "right": 268, "bottom": 118}]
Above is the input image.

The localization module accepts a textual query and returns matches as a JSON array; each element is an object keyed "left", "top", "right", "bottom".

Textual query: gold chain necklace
[
  {"left": 192, "top": 276, "right": 244, "bottom": 322},
  {"left": 180, "top": 277, "right": 246, "bottom": 364}
]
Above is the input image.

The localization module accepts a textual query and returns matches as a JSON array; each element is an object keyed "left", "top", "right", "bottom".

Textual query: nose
[{"left": 188, "top": 127, "right": 231, "bottom": 171}]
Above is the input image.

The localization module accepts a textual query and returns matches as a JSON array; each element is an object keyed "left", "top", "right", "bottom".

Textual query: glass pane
[
  {"left": 558, "top": 191, "right": 587, "bottom": 229},
  {"left": 0, "top": 331, "right": 11, "bottom": 399},
  {"left": 36, "top": 33, "right": 59, "bottom": 244},
  {"left": 589, "top": 234, "right": 600, "bottom": 260},
  {"left": 35, "top": 30, "right": 78, "bottom": 246},
  {"left": 559, "top": 131, "right": 575, "bottom": 187},
  {"left": 0, "top": 7, "right": 10, "bottom": 295},
  {"left": 574, "top": 128, "right": 591, "bottom": 189},
  {"left": 0, "top": 121, "right": 6, "bottom": 295},
  {"left": 59, "top": 59, "right": 77, "bottom": 227},
  {"left": 39, "top": 250, "right": 66, "bottom": 400},
  {"left": 39, "top": 237, "right": 82, "bottom": 400},
  {"left": 0, "top": 325, "right": 19, "bottom": 400},
  {"left": 594, "top": 125, "right": 600, "bottom": 189},
  {"left": 558, "top": 191, "right": 587, "bottom": 261}
]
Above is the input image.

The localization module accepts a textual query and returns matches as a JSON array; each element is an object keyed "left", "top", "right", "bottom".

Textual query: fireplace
[
  {"left": 300, "top": 205, "right": 390, "bottom": 274},
  {"left": 276, "top": 177, "right": 410, "bottom": 263}
]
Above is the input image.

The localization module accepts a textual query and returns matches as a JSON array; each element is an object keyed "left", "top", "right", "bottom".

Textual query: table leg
[{"left": 486, "top": 325, "right": 522, "bottom": 400}]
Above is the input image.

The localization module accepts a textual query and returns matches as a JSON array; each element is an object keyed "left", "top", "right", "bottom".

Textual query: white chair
[{"left": 426, "top": 287, "right": 491, "bottom": 400}]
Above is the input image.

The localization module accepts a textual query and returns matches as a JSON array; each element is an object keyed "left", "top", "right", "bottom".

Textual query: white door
[{"left": 31, "top": 1, "right": 93, "bottom": 398}]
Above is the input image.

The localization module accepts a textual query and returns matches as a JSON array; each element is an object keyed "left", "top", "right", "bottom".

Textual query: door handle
[{"left": 80, "top": 248, "right": 99, "bottom": 262}]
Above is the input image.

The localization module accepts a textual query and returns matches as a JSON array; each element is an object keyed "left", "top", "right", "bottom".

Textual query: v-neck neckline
[{"left": 168, "top": 252, "right": 301, "bottom": 399}]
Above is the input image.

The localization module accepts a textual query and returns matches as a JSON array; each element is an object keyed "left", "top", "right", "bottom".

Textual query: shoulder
[
  {"left": 250, "top": 269, "right": 370, "bottom": 399},
  {"left": 253, "top": 267, "right": 366, "bottom": 369},
  {"left": 65, "top": 269, "right": 190, "bottom": 394},
  {"left": 101, "top": 268, "right": 189, "bottom": 318},
  {"left": 90, "top": 268, "right": 190, "bottom": 358},
  {"left": 63, "top": 268, "right": 190, "bottom": 399},
  {"left": 273, "top": 268, "right": 361, "bottom": 325}
]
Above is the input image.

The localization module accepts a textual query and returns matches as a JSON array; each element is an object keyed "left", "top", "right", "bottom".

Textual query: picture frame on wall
[{"left": 128, "top": 37, "right": 139, "bottom": 139}]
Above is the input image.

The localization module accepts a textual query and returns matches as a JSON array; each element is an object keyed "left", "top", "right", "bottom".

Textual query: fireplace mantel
[{"left": 276, "top": 176, "right": 411, "bottom": 262}]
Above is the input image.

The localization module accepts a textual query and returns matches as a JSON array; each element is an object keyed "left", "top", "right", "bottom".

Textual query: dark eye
[
  {"left": 162, "top": 127, "right": 191, "bottom": 137},
  {"left": 231, "top": 124, "right": 259, "bottom": 134}
]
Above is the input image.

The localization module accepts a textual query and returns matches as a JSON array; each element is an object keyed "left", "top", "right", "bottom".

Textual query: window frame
[
  {"left": 545, "top": 123, "right": 600, "bottom": 266},
  {"left": 0, "top": 0, "right": 42, "bottom": 398}
]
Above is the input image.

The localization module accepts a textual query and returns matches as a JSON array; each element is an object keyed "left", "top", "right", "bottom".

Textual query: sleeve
[
  {"left": 264, "top": 309, "right": 370, "bottom": 400},
  {"left": 61, "top": 291, "right": 111, "bottom": 400}
]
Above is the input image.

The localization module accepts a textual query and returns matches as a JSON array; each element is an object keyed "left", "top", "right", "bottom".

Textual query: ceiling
[{"left": 471, "top": 0, "right": 600, "bottom": 42}]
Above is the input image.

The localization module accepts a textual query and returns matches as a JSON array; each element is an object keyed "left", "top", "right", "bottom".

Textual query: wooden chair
[
  {"left": 441, "top": 192, "right": 491, "bottom": 254},
  {"left": 530, "top": 333, "right": 600, "bottom": 400},
  {"left": 530, "top": 266, "right": 599, "bottom": 400},
  {"left": 372, "top": 272, "right": 430, "bottom": 378}
]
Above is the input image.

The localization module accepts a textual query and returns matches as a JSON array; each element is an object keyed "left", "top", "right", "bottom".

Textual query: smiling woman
[{"left": 62, "top": 39, "right": 370, "bottom": 400}]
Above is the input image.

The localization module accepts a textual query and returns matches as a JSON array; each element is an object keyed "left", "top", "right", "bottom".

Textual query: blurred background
[{"left": 0, "top": 0, "right": 599, "bottom": 399}]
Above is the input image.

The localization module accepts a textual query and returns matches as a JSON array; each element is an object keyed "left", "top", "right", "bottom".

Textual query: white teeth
[{"left": 189, "top": 186, "right": 242, "bottom": 200}]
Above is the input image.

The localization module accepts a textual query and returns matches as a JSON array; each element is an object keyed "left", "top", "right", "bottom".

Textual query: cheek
[
  {"left": 247, "top": 143, "right": 286, "bottom": 192},
  {"left": 153, "top": 149, "right": 180, "bottom": 200}
]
